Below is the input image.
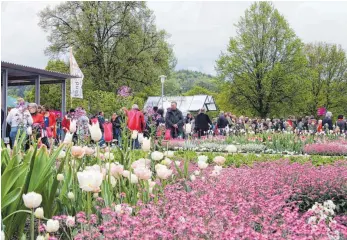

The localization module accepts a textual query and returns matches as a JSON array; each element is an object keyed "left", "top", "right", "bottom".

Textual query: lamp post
[{"left": 159, "top": 75, "right": 166, "bottom": 109}]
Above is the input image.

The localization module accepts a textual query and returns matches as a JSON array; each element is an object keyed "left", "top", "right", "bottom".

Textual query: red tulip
[{"left": 103, "top": 122, "right": 113, "bottom": 143}]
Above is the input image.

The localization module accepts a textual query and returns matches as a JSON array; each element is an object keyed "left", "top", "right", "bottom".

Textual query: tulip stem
[
  {"left": 30, "top": 209, "right": 34, "bottom": 240},
  {"left": 87, "top": 192, "right": 92, "bottom": 216}
]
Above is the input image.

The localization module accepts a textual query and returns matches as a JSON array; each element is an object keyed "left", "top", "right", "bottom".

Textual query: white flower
[
  {"left": 156, "top": 166, "right": 173, "bottom": 180},
  {"left": 164, "top": 151, "right": 174, "bottom": 157},
  {"left": 57, "top": 174, "right": 64, "bottom": 181},
  {"left": 213, "top": 156, "right": 226, "bottom": 165},
  {"left": 63, "top": 132, "right": 73, "bottom": 144},
  {"left": 45, "top": 219, "right": 59, "bottom": 233},
  {"left": 155, "top": 164, "right": 167, "bottom": 172},
  {"left": 198, "top": 160, "right": 208, "bottom": 169},
  {"left": 107, "top": 175, "right": 117, "bottom": 187},
  {"left": 225, "top": 145, "right": 237, "bottom": 153},
  {"left": 89, "top": 122, "right": 102, "bottom": 142},
  {"left": 131, "top": 130, "right": 138, "bottom": 139},
  {"left": 131, "top": 158, "right": 150, "bottom": 169},
  {"left": 34, "top": 207, "right": 44, "bottom": 219},
  {"left": 57, "top": 151, "right": 66, "bottom": 159},
  {"left": 126, "top": 207, "right": 133, "bottom": 215},
  {"left": 69, "top": 120, "right": 77, "bottom": 133},
  {"left": 36, "top": 236, "right": 45, "bottom": 240},
  {"left": 151, "top": 151, "right": 164, "bottom": 161},
  {"left": 214, "top": 165, "right": 223, "bottom": 172},
  {"left": 194, "top": 170, "right": 200, "bottom": 176},
  {"left": 134, "top": 167, "right": 152, "bottom": 180},
  {"left": 104, "top": 152, "right": 115, "bottom": 160},
  {"left": 198, "top": 155, "right": 208, "bottom": 162},
  {"left": 1, "top": 231, "right": 4, "bottom": 240},
  {"left": 26, "top": 126, "right": 32, "bottom": 135},
  {"left": 185, "top": 123, "right": 192, "bottom": 134},
  {"left": 77, "top": 169, "right": 103, "bottom": 192},
  {"left": 174, "top": 161, "right": 181, "bottom": 167},
  {"left": 122, "top": 170, "right": 130, "bottom": 178},
  {"left": 142, "top": 137, "right": 151, "bottom": 151},
  {"left": 161, "top": 158, "right": 172, "bottom": 166},
  {"left": 129, "top": 174, "right": 138, "bottom": 184},
  {"left": 22, "top": 192, "right": 42, "bottom": 209},
  {"left": 190, "top": 175, "right": 196, "bottom": 181},
  {"left": 178, "top": 216, "right": 186, "bottom": 223},
  {"left": 138, "top": 133, "right": 144, "bottom": 143},
  {"left": 93, "top": 193, "right": 99, "bottom": 198},
  {"left": 67, "top": 192, "right": 74, "bottom": 200},
  {"left": 115, "top": 204, "right": 122, "bottom": 213},
  {"left": 324, "top": 200, "right": 336, "bottom": 210},
  {"left": 66, "top": 216, "right": 75, "bottom": 227},
  {"left": 148, "top": 179, "right": 156, "bottom": 188}
]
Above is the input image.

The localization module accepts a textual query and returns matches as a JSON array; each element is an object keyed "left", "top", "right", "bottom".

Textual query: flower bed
[
  {"left": 304, "top": 141, "right": 347, "bottom": 156},
  {"left": 52, "top": 160, "right": 347, "bottom": 239}
]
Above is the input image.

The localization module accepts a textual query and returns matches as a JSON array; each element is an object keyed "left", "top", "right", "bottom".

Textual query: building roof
[
  {"left": 144, "top": 95, "right": 218, "bottom": 115},
  {"left": 1, "top": 61, "right": 78, "bottom": 86}
]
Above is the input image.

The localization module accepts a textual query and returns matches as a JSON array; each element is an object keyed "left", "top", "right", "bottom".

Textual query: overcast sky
[{"left": 2, "top": 1, "right": 347, "bottom": 75}]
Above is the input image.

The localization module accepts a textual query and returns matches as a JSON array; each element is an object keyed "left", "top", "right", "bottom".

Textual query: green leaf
[{"left": 1, "top": 187, "right": 22, "bottom": 210}]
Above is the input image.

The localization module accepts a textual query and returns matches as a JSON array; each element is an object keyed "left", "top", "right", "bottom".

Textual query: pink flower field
[{"left": 67, "top": 161, "right": 347, "bottom": 240}]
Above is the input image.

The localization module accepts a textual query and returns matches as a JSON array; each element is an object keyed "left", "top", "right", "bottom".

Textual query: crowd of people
[{"left": 2, "top": 98, "right": 347, "bottom": 150}]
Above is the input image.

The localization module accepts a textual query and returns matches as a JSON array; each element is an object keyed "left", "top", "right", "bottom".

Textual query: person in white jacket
[{"left": 6, "top": 98, "right": 33, "bottom": 147}]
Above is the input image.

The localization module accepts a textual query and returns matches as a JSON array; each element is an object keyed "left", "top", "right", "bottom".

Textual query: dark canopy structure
[{"left": 1, "top": 61, "right": 77, "bottom": 137}]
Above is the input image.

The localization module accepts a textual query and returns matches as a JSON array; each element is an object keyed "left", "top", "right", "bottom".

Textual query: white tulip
[
  {"left": 213, "top": 156, "right": 226, "bottom": 165},
  {"left": 155, "top": 164, "right": 167, "bottom": 172},
  {"left": 148, "top": 179, "right": 156, "bottom": 188},
  {"left": 77, "top": 170, "right": 103, "bottom": 192},
  {"left": 36, "top": 236, "right": 45, "bottom": 240},
  {"left": 214, "top": 165, "right": 223, "bottom": 172},
  {"left": 164, "top": 151, "right": 174, "bottom": 157},
  {"left": 141, "top": 137, "right": 151, "bottom": 151},
  {"left": 131, "top": 130, "right": 138, "bottom": 139},
  {"left": 194, "top": 170, "right": 200, "bottom": 176},
  {"left": 134, "top": 167, "right": 152, "bottom": 180},
  {"left": 106, "top": 175, "right": 117, "bottom": 187},
  {"left": 66, "top": 216, "right": 75, "bottom": 227},
  {"left": 67, "top": 192, "right": 74, "bottom": 200},
  {"left": 26, "top": 126, "right": 32, "bottom": 135},
  {"left": 190, "top": 175, "right": 196, "bottom": 181},
  {"left": 151, "top": 151, "right": 164, "bottom": 161},
  {"left": 63, "top": 132, "right": 73, "bottom": 144},
  {"left": 225, "top": 145, "right": 237, "bottom": 153},
  {"left": 131, "top": 158, "right": 151, "bottom": 169},
  {"left": 34, "top": 207, "right": 44, "bottom": 219},
  {"left": 22, "top": 192, "right": 42, "bottom": 209},
  {"left": 129, "top": 174, "right": 138, "bottom": 184},
  {"left": 198, "top": 160, "right": 208, "bottom": 169},
  {"left": 126, "top": 207, "right": 133, "bottom": 215},
  {"left": 198, "top": 155, "right": 208, "bottom": 162},
  {"left": 89, "top": 122, "right": 102, "bottom": 142},
  {"left": 45, "top": 219, "right": 59, "bottom": 233},
  {"left": 156, "top": 166, "right": 173, "bottom": 180},
  {"left": 57, "top": 151, "right": 66, "bottom": 159},
  {"left": 1, "top": 231, "right": 4, "bottom": 240},
  {"left": 122, "top": 170, "right": 130, "bottom": 178},
  {"left": 69, "top": 120, "right": 77, "bottom": 133},
  {"left": 185, "top": 123, "right": 192, "bottom": 134},
  {"left": 115, "top": 204, "right": 122, "bottom": 214},
  {"left": 138, "top": 133, "right": 144, "bottom": 143},
  {"left": 57, "top": 174, "right": 64, "bottom": 181}
]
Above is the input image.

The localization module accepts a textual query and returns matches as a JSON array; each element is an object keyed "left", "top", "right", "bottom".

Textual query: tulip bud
[
  {"left": 190, "top": 175, "right": 196, "bottom": 181},
  {"left": 66, "top": 216, "right": 75, "bottom": 227},
  {"left": 67, "top": 192, "right": 75, "bottom": 200},
  {"left": 69, "top": 120, "right": 77, "bottom": 133},
  {"left": 57, "top": 174, "right": 64, "bottom": 181},
  {"left": 34, "top": 207, "right": 44, "bottom": 219},
  {"left": 36, "top": 236, "right": 45, "bottom": 240},
  {"left": 93, "top": 193, "right": 99, "bottom": 198},
  {"left": 26, "top": 126, "right": 32, "bottom": 135}
]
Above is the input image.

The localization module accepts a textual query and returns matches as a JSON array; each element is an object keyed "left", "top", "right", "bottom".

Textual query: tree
[
  {"left": 304, "top": 42, "right": 347, "bottom": 116},
  {"left": 216, "top": 2, "right": 306, "bottom": 118},
  {"left": 38, "top": 1, "right": 175, "bottom": 93}
]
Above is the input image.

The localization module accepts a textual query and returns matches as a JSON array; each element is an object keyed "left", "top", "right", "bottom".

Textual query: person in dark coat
[
  {"left": 322, "top": 111, "right": 333, "bottom": 131},
  {"left": 194, "top": 108, "right": 212, "bottom": 138},
  {"left": 217, "top": 111, "right": 228, "bottom": 135},
  {"left": 111, "top": 112, "right": 123, "bottom": 145},
  {"left": 336, "top": 115, "right": 346, "bottom": 134},
  {"left": 165, "top": 101, "right": 184, "bottom": 138}
]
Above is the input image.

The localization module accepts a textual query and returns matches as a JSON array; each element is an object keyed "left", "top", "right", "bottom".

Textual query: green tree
[
  {"left": 304, "top": 42, "right": 347, "bottom": 116},
  {"left": 38, "top": 1, "right": 175, "bottom": 93},
  {"left": 216, "top": 2, "right": 306, "bottom": 118}
]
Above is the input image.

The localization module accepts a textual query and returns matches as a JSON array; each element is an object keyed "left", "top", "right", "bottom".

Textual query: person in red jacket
[{"left": 122, "top": 104, "right": 145, "bottom": 149}]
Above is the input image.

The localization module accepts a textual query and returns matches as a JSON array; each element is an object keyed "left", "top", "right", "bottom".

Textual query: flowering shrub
[
  {"left": 237, "top": 143, "right": 266, "bottom": 153},
  {"left": 304, "top": 141, "right": 347, "bottom": 156},
  {"left": 117, "top": 86, "right": 132, "bottom": 97},
  {"left": 50, "top": 161, "right": 347, "bottom": 239}
]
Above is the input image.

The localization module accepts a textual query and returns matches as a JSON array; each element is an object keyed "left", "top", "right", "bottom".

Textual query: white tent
[{"left": 144, "top": 95, "right": 217, "bottom": 116}]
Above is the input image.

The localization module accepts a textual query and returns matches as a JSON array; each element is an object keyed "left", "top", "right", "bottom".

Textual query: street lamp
[{"left": 159, "top": 75, "right": 166, "bottom": 109}]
